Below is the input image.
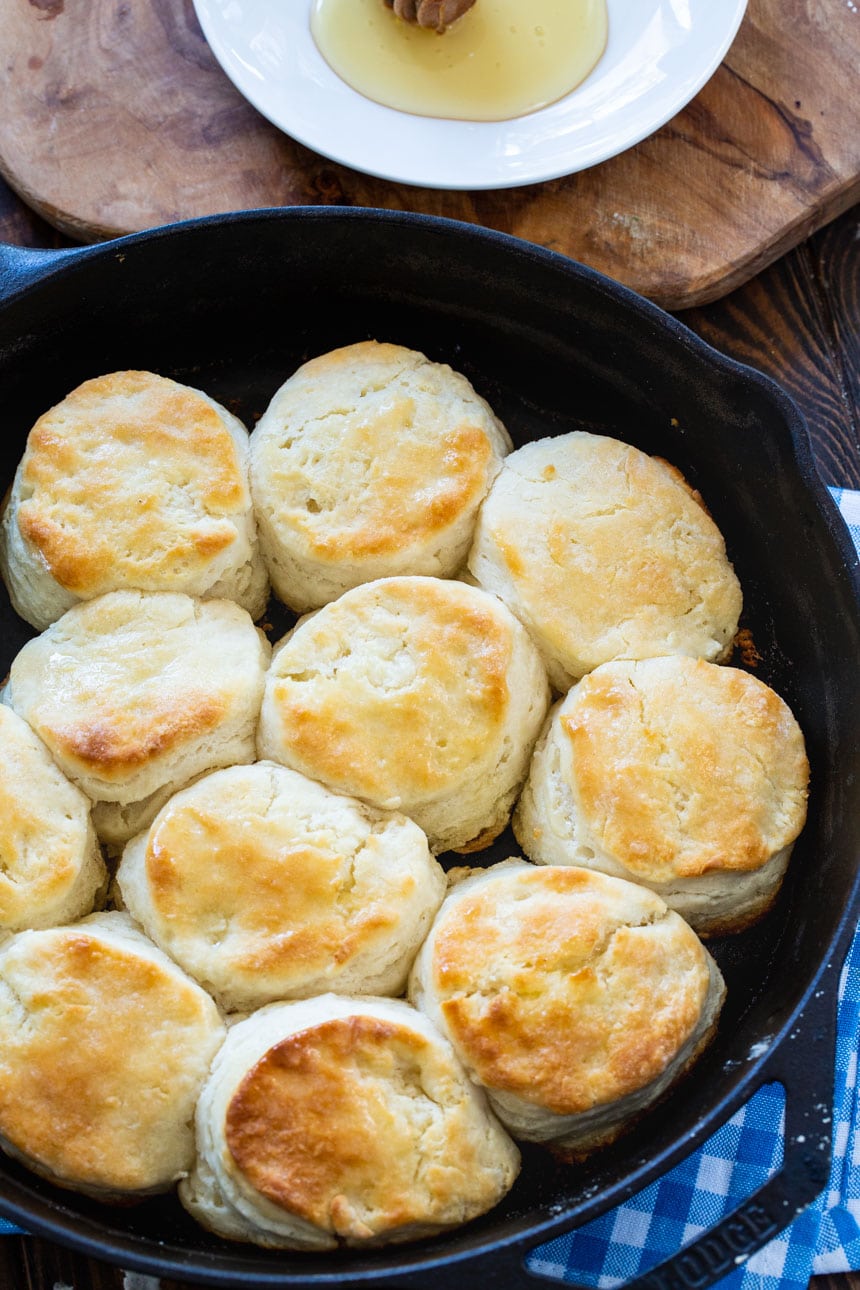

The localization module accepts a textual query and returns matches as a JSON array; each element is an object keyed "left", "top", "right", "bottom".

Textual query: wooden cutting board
[{"left": 0, "top": 0, "right": 858, "bottom": 309}]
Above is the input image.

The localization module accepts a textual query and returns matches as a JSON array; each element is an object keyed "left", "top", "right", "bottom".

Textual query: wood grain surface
[
  {"left": 0, "top": 173, "right": 859, "bottom": 1290},
  {"left": 0, "top": 0, "right": 858, "bottom": 308}
]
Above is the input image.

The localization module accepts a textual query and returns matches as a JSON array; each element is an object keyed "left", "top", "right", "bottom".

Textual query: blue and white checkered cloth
[
  {"left": 528, "top": 937, "right": 860, "bottom": 1290},
  {"left": 1, "top": 490, "right": 859, "bottom": 1290}
]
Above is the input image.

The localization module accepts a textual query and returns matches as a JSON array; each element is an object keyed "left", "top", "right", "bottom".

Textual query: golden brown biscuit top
[
  {"left": 252, "top": 342, "right": 501, "bottom": 562},
  {"left": 50, "top": 693, "right": 225, "bottom": 780},
  {"left": 266, "top": 577, "right": 511, "bottom": 802},
  {"left": 0, "top": 924, "right": 223, "bottom": 1191},
  {"left": 143, "top": 765, "right": 412, "bottom": 980},
  {"left": 474, "top": 433, "right": 742, "bottom": 671},
  {"left": 225, "top": 1012, "right": 499, "bottom": 1240},
  {"left": 7, "top": 592, "right": 261, "bottom": 785},
  {"left": 430, "top": 866, "right": 710, "bottom": 1115},
  {"left": 16, "top": 371, "right": 249, "bottom": 595},
  {"left": 0, "top": 706, "right": 85, "bottom": 919},
  {"left": 561, "top": 658, "right": 810, "bottom": 881}
]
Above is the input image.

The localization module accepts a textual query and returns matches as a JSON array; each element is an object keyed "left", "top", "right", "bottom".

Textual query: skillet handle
[
  {"left": 395, "top": 975, "right": 836, "bottom": 1290},
  {"left": 0, "top": 241, "right": 83, "bottom": 301},
  {"left": 616, "top": 975, "right": 836, "bottom": 1290}
]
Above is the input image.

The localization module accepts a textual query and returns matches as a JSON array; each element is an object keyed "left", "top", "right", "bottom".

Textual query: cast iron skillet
[{"left": 0, "top": 208, "right": 859, "bottom": 1290}]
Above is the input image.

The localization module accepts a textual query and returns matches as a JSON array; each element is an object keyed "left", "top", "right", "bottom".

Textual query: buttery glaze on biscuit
[
  {"left": 514, "top": 657, "right": 809, "bottom": 934},
  {"left": 180, "top": 995, "right": 520, "bottom": 1247},
  {"left": 0, "top": 705, "right": 106, "bottom": 931},
  {"left": 55, "top": 693, "right": 227, "bottom": 780},
  {"left": 250, "top": 342, "right": 511, "bottom": 611},
  {"left": 264, "top": 579, "right": 510, "bottom": 797},
  {"left": 18, "top": 376, "right": 244, "bottom": 586},
  {"left": 257, "top": 576, "right": 550, "bottom": 852},
  {"left": 467, "top": 432, "right": 743, "bottom": 689},
  {"left": 0, "top": 914, "right": 224, "bottom": 1198},
  {"left": 117, "top": 762, "right": 446, "bottom": 1010},
  {"left": 0, "top": 371, "right": 268, "bottom": 628},
  {"left": 409, "top": 862, "right": 725, "bottom": 1153},
  {"left": 3, "top": 591, "right": 270, "bottom": 845},
  {"left": 224, "top": 1016, "right": 477, "bottom": 1237},
  {"left": 567, "top": 660, "right": 807, "bottom": 877}
]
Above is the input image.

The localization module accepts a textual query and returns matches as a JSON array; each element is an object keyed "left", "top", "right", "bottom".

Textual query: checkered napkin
[
  {"left": 1, "top": 492, "right": 859, "bottom": 1290},
  {"left": 525, "top": 488, "right": 860, "bottom": 1289}
]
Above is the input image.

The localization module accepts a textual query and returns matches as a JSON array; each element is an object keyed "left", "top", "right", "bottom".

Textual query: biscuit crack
[
  {"left": 446, "top": 907, "right": 669, "bottom": 1007},
  {"left": 0, "top": 975, "right": 34, "bottom": 1033}
]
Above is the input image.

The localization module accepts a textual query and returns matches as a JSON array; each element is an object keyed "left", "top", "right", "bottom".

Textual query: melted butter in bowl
[{"left": 310, "top": 0, "right": 608, "bottom": 122}]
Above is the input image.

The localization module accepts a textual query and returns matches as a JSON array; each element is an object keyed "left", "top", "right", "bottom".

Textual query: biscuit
[
  {"left": 514, "top": 657, "right": 809, "bottom": 935},
  {"left": 0, "top": 912, "right": 225, "bottom": 1199},
  {"left": 3, "top": 591, "right": 271, "bottom": 846},
  {"left": 89, "top": 778, "right": 207, "bottom": 851},
  {"left": 249, "top": 342, "right": 511, "bottom": 611},
  {"left": 256, "top": 576, "right": 550, "bottom": 853},
  {"left": 0, "top": 704, "right": 106, "bottom": 931},
  {"left": 467, "top": 432, "right": 743, "bottom": 689},
  {"left": 179, "top": 993, "right": 520, "bottom": 1248},
  {"left": 0, "top": 370, "right": 268, "bottom": 630},
  {"left": 118, "top": 761, "right": 447, "bottom": 1012},
  {"left": 409, "top": 860, "right": 725, "bottom": 1155}
]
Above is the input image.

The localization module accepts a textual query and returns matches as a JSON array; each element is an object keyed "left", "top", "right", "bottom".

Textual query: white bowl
[{"left": 192, "top": 0, "right": 748, "bottom": 190}]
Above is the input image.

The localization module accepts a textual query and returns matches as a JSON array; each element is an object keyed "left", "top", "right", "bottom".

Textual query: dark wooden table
[{"left": 0, "top": 176, "right": 858, "bottom": 1290}]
